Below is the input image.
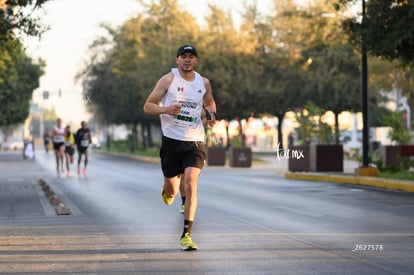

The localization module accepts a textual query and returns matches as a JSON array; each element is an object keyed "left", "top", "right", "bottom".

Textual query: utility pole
[
  {"left": 357, "top": 0, "right": 378, "bottom": 176},
  {"left": 361, "top": 0, "right": 369, "bottom": 167}
]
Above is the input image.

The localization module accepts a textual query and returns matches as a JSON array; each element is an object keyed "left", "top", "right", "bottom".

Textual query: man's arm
[
  {"left": 70, "top": 134, "right": 76, "bottom": 147},
  {"left": 202, "top": 77, "right": 217, "bottom": 127},
  {"left": 74, "top": 130, "right": 80, "bottom": 145},
  {"left": 143, "top": 72, "right": 181, "bottom": 116}
]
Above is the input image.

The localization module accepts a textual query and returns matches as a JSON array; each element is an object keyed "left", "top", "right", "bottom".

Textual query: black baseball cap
[{"left": 176, "top": 45, "right": 197, "bottom": 57}]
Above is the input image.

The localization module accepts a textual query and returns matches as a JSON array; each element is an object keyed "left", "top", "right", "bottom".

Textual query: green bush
[{"left": 229, "top": 136, "right": 243, "bottom": 148}]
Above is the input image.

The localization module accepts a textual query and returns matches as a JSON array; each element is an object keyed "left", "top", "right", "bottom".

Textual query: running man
[
  {"left": 64, "top": 125, "right": 76, "bottom": 177},
  {"left": 75, "top": 121, "right": 92, "bottom": 176},
  {"left": 143, "top": 44, "right": 217, "bottom": 250},
  {"left": 51, "top": 118, "right": 65, "bottom": 177},
  {"left": 43, "top": 132, "right": 50, "bottom": 154}
]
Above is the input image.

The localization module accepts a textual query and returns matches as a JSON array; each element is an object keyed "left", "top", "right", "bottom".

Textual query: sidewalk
[
  {"left": 0, "top": 151, "right": 74, "bottom": 220},
  {"left": 0, "top": 151, "right": 49, "bottom": 219}
]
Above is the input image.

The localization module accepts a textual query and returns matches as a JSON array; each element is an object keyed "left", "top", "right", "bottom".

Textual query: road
[{"left": 0, "top": 150, "right": 413, "bottom": 274}]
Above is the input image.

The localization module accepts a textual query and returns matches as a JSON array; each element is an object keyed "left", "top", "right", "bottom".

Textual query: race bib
[
  {"left": 173, "top": 107, "right": 199, "bottom": 129},
  {"left": 64, "top": 140, "right": 71, "bottom": 146},
  {"left": 53, "top": 135, "right": 64, "bottom": 143},
  {"left": 81, "top": 140, "right": 89, "bottom": 147}
]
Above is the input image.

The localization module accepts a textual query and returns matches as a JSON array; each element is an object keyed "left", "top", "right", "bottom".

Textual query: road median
[{"left": 284, "top": 172, "right": 414, "bottom": 192}]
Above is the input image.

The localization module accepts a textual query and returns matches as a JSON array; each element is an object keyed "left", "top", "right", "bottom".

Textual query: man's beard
[{"left": 182, "top": 65, "right": 193, "bottom": 72}]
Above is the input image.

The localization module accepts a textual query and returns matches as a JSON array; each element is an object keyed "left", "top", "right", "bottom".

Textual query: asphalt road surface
[{"left": 0, "top": 150, "right": 413, "bottom": 274}]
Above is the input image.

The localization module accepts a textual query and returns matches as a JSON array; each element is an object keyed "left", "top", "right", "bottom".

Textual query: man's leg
[
  {"left": 59, "top": 146, "right": 65, "bottom": 171},
  {"left": 180, "top": 167, "right": 201, "bottom": 250},
  {"left": 83, "top": 150, "right": 89, "bottom": 175},
  {"left": 77, "top": 151, "right": 82, "bottom": 174},
  {"left": 159, "top": 136, "right": 181, "bottom": 205},
  {"left": 54, "top": 146, "right": 60, "bottom": 176},
  {"left": 183, "top": 167, "right": 201, "bottom": 222},
  {"left": 179, "top": 175, "right": 185, "bottom": 213},
  {"left": 162, "top": 176, "right": 180, "bottom": 205},
  {"left": 65, "top": 152, "right": 70, "bottom": 174},
  {"left": 84, "top": 150, "right": 88, "bottom": 167}
]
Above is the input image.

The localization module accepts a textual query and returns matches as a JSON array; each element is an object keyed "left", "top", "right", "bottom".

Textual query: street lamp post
[
  {"left": 361, "top": 0, "right": 369, "bottom": 167},
  {"left": 357, "top": 0, "right": 379, "bottom": 176}
]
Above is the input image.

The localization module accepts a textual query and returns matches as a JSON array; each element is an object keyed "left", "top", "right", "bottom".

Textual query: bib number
[
  {"left": 53, "top": 136, "right": 64, "bottom": 143},
  {"left": 173, "top": 108, "right": 199, "bottom": 128}
]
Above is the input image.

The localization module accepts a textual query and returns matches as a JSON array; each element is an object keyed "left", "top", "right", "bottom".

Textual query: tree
[
  {"left": 199, "top": 3, "right": 255, "bottom": 121},
  {"left": 0, "top": 0, "right": 50, "bottom": 39},
  {"left": 197, "top": 3, "right": 268, "bottom": 146},
  {"left": 384, "top": 111, "right": 412, "bottom": 144},
  {"left": 368, "top": 57, "right": 414, "bottom": 129},
  {"left": 339, "top": 0, "right": 414, "bottom": 132},
  {"left": 80, "top": 0, "right": 200, "bottom": 150},
  {"left": 80, "top": 0, "right": 408, "bottom": 152},
  {"left": 266, "top": 0, "right": 346, "bottom": 146},
  {"left": 267, "top": 0, "right": 365, "bottom": 145},
  {"left": 0, "top": 38, "right": 44, "bottom": 126},
  {"left": 295, "top": 101, "right": 333, "bottom": 144},
  {"left": 303, "top": 43, "right": 361, "bottom": 143},
  {"left": 0, "top": 0, "right": 48, "bottom": 128},
  {"left": 339, "top": 0, "right": 414, "bottom": 67}
]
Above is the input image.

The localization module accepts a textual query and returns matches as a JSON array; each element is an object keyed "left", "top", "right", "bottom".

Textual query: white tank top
[
  {"left": 160, "top": 68, "right": 206, "bottom": 142},
  {"left": 53, "top": 126, "right": 65, "bottom": 143}
]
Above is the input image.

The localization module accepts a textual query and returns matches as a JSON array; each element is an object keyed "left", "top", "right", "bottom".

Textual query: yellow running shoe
[
  {"left": 180, "top": 233, "right": 197, "bottom": 251},
  {"left": 180, "top": 204, "right": 185, "bottom": 214},
  {"left": 161, "top": 190, "right": 174, "bottom": 206}
]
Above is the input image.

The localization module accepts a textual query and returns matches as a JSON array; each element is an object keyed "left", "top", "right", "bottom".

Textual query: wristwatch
[{"left": 205, "top": 110, "right": 216, "bottom": 121}]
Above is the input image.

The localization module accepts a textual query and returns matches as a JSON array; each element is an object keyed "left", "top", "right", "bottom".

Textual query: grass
[
  {"left": 347, "top": 154, "right": 414, "bottom": 180},
  {"left": 103, "top": 140, "right": 159, "bottom": 158},
  {"left": 379, "top": 171, "right": 414, "bottom": 180}
]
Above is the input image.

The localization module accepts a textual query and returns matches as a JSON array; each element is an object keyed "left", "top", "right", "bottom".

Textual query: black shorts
[
  {"left": 77, "top": 146, "right": 88, "bottom": 154},
  {"left": 53, "top": 142, "right": 64, "bottom": 150},
  {"left": 65, "top": 147, "right": 75, "bottom": 156},
  {"left": 160, "top": 136, "right": 206, "bottom": 178}
]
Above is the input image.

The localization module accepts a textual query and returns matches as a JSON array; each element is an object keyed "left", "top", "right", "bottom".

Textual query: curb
[
  {"left": 95, "top": 150, "right": 160, "bottom": 163},
  {"left": 284, "top": 172, "right": 414, "bottom": 192},
  {"left": 38, "top": 178, "right": 72, "bottom": 215}
]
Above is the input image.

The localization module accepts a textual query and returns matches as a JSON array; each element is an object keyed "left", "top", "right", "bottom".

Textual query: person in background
[
  {"left": 288, "top": 132, "right": 295, "bottom": 147},
  {"left": 75, "top": 121, "right": 92, "bottom": 176},
  {"left": 51, "top": 118, "right": 65, "bottom": 177},
  {"left": 64, "top": 125, "right": 76, "bottom": 177},
  {"left": 43, "top": 132, "right": 50, "bottom": 154}
]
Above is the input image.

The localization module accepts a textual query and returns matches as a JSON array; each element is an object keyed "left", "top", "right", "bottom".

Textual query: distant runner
[
  {"left": 75, "top": 121, "right": 92, "bottom": 176},
  {"left": 43, "top": 133, "right": 50, "bottom": 154},
  {"left": 51, "top": 118, "right": 65, "bottom": 177},
  {"left": 64, "top": 125, "right": 76, "bottom": 177}
]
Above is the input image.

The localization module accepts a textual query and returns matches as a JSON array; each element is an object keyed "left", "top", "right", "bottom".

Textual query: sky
[{"left": 25, "top": 0, "right": 274, "bottom": 124}]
